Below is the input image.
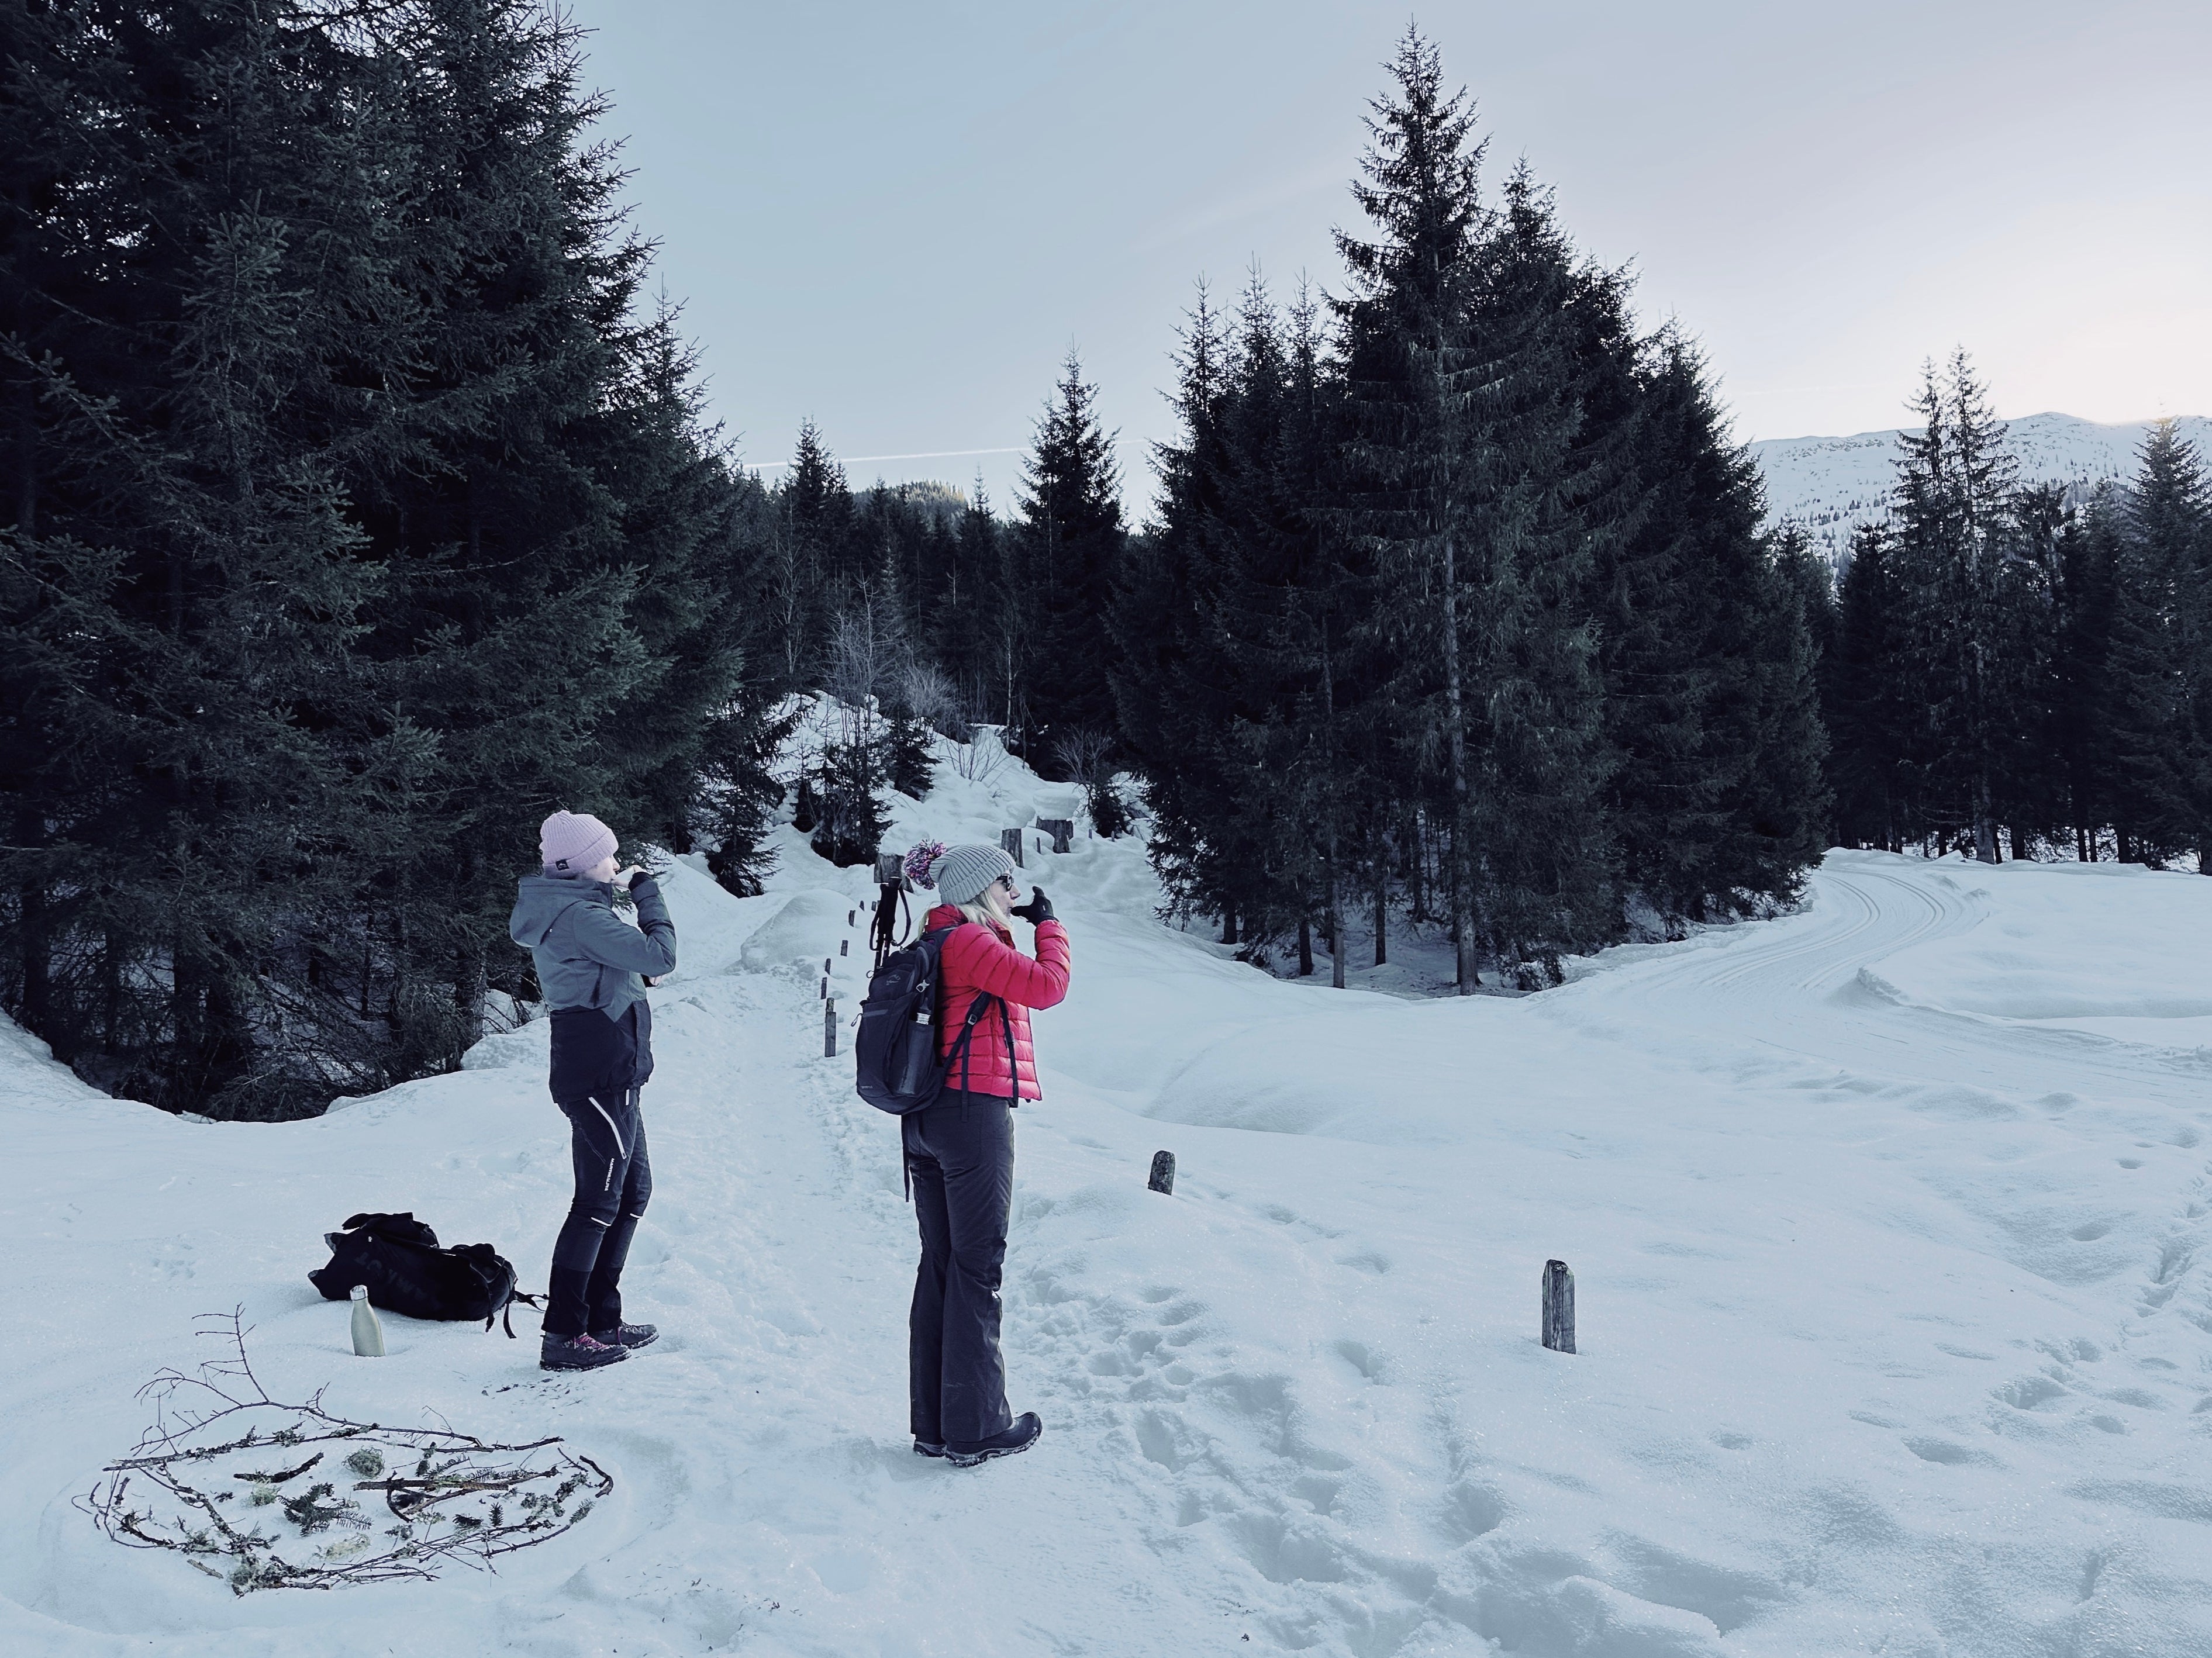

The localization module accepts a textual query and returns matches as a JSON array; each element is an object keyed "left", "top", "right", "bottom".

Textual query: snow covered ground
[
  {"left": 1748, "top": 411, "right": 2212, "bottom": 568},
  {"left": 4, "top": 747, "right": 2210, "bottom": 1656}
]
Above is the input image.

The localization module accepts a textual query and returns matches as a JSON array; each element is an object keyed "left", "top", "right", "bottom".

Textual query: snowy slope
[
  {"left": 1749, "top": 412, "right": 2212, "bottom": 567},
  {"left": 4, "top": 738, "right": 2211, "bottom": 1656}
]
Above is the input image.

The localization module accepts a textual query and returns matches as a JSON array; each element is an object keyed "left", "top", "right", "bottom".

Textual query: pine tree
[
  {"left": 2108, "top": 423, "right": 2212, "bottom": 866},
  {"left": 2052, "top": 489, "right": 2124, "bottom": 856},
  {"left": 1337, "top": 33, "right": 1610, "bottom": 987},
  {"left": 1828, "top": 525, "right": 1916, "bottom": 849},
  {"left": 1, "top": 0, "right": 764, "bottom": 1114},
  {"left": 1886, "top": 351, "right": 2037, "bottom": 862},
  {"left": 1016, "top": 352, "right": 1125, "bottom": 759}
]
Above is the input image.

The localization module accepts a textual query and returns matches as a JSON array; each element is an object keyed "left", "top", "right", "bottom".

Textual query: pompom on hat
[
  {"left": 903, "top": 841, "right": 947, "bottom": 889},
  {"left": 927, "top": 842, "right": 1016, "bottom": 908},
  {"left": 540, "top": 810, "right": 616, "bottom": 874}
]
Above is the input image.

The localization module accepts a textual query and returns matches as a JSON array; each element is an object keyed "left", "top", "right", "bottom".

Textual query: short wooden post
[
  {"left": 847, "top": 909, "right": 855, "bottom": 925},
  {"left": 819, "top": 976, "right": 827, "bottom": 999},
  {"left": 1002, "top": 827, "right": 1025, "bottom": 868},
  {"left": 824, "top": 999, "right": 837, "bottom": 1057},
  {"left": 1542, "top": 1260, "right": 1575, "bottom": 1354},
  {"left": 840, "top": 938, "right": 848, "bottom": 956},
  {"left": 1038, "top": 818, "right": 1075, "bottom": 854},
  {"left": 823, "top": 957, "right": 831, "bottom": 975},
  {"left": 1148, "top": 1151, "right": 1176, "bottom": 1195}
]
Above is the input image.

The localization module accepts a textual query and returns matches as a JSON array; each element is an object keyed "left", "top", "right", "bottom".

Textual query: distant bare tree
[
  {"left": 900, "top": 663, "right": 962, "bottom": 738},
  {"left": 1053, "top": 727, "right": 1130, "bottom": 836}
]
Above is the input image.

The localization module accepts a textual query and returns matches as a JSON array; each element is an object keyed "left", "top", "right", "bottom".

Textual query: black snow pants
[
  {"left": 903, "top": 1089, "right": 1016, "bottom": 1448},
  {"left": 546, "top": 1004, "right": 654, "bottom": 1338}
]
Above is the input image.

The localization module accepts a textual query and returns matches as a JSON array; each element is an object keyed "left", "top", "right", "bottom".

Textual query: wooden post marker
[
  {"left": 824, "top": 999, "right": 838, "bottom": 1057},
  {"left": 1148, "top": 1151, "right": 1176, "bottom": 1195},
  {"left": 1001, "top": 827, "right": 1025, "bottom": 868},
  {"left": 1038, "top": 818, "right": 1075, "bottom": 854},
  {"left": 1542, "top": 1260, "right": 1576, "bottom": 1354},
  {"left": 840, "top": 938, "right": 848, "bottom": 956}
]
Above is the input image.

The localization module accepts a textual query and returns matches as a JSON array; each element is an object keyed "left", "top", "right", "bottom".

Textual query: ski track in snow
[{"left": 3, "top": 786, "right": 2210, "bottom": 1654}]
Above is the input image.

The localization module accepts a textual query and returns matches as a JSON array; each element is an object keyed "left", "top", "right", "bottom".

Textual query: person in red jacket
[{"left": 907, "top": 841, "right": 1071, "bottom": 1467}]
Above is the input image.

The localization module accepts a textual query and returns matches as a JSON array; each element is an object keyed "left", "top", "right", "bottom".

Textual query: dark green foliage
[
  {"left": 1115, "top": 29, "right": 1828, "bottom": 983},
  {"left": 699, "top": 693, "right": 801, "bottom": 898},
  {"left": 809, "top": 740, "right": 891, "bottom": 868},
  {"left": 883, "top": 711, "right": 937, "bottom": 799},
  {"left": 0, "top": 0, "right": 761, "bottom": 1115},
  {"left": 2106, "top": 423, "right": 2212, "bottom": 865},
  {"left": 1016, "top": 353, "right": 1126, "bottom": 762}
]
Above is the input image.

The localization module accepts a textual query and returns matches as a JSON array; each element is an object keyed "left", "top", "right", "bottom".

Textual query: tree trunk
[
  {"left": 1327, "top": 867, "right": 1346, "bottom": 990},
  {"left": 1374, "top": 862, "right": 1387, "bottom": 966},
  {"left": 1973, "top": 776, "right": 1998, "bottom": 864},
  {"left": 1442, "top": 533, "right": 1478, "bottom": 994},
  {"left": 1297, "top": 916, "right": 1313, "bottom": 977}
]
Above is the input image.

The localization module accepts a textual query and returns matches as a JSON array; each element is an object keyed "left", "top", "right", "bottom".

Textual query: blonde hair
[{"left": 953, "top": 896, "right": 1000, "bottom": 929}]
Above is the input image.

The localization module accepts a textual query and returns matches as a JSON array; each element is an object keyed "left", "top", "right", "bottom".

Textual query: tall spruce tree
[
  {"left": 1017, "top": 352, "right": 1125, "bottom": 762},
  {"left": 2052, "top": 489, "right": 2125, "bottom": 856},
  {"left": 1886, "top": 351, "right": 2038, "bottom": 862},
  {"left": 1337, "top": 31, "right": 1609, "bottom": 988},
  {"left": 2108, "top": 423, "right": 2212, "bottom": 866},
  {"left": 1828, "top": 524, "right": 1918, "bottom": 850}
]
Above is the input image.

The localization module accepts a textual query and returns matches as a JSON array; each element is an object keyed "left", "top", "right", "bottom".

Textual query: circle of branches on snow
[{"left": 80, "top": 1310, "right": 612, "bottom": 1594}]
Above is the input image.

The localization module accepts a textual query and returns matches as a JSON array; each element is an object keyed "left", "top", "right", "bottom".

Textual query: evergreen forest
[{"left": 3, "top": 12, "right": 2205, "bottom": 1118}]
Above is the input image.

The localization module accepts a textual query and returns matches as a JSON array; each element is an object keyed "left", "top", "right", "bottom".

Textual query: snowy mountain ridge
[{"left": 1749, "top": 410, "right": 2212, "bottom": 566}]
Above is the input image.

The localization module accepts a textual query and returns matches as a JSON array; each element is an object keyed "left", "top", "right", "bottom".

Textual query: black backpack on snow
[
  {"left": 854, "top": 924, "right": 1006, "bottom": 1115},
  {"left": 309, "top": 1211, "right": 540, "bottom": 1336}
]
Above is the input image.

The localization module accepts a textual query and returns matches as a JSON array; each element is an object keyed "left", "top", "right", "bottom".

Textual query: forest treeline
[
  {"left": 2, "top": 12, "right": 2203, "bottom": 1118},
  {"left": 1826, "top": 355, "right": 2212, "bottom": 869}
]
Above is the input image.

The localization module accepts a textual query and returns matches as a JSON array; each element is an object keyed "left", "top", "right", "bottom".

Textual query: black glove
[{"left": 1010, "top": 886, "right": 1054, "bottom": 925}]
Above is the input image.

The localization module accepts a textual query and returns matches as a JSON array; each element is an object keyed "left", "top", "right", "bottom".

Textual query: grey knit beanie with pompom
[{"left": 929, "top": 843, "right": 1016, "bottom": 907}]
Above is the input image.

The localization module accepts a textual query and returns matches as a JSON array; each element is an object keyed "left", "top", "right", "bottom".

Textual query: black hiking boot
[
  {"left": 589, "top": 1321, "right": 658, "bottom": 1350},
  {"left": 540, "top": 1331, "right": 628, "bottom": 1372},
  {"left": 945, "top": 1412, "right": 1041, "bottom": 1469},
  {"left": 913, "top": 1439, "right": 947, "bottom": 1458}
]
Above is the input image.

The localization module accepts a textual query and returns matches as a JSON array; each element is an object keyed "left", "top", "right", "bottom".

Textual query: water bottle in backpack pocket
[{"left": 854, "top": 925, "right": 995, "bottom": 1115}]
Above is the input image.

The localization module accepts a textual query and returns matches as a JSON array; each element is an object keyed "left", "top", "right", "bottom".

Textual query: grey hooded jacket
[{"left": 509, "top": 871, "right": 678, "bottom": 1024}]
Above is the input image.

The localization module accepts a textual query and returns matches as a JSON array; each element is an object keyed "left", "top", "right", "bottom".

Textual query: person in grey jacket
[{"left": 509, "top": 810, "right": 677, "bottom": 1371}]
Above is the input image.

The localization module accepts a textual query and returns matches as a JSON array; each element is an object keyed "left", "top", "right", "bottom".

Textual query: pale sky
[{"left": 565, "top": 1, "right": 2212, "bottom": 520}]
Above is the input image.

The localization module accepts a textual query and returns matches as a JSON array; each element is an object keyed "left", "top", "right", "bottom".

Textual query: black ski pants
[
  {"left": 546, "top": 1083, "right": 652, "bottom": 1337},
  {"left": 903, "top": 1089, "right": 1015, "bottom": 1447}
]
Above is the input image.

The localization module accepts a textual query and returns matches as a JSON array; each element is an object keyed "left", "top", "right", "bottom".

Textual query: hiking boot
[
  {"left": 945, "top": 1412, "right": 1041, "bottom": 1469},
  {"left": 540, "top": 1331, "right": 628, "bottom": 1372},
  {"left": 589, "top": 1321, "right": 659, "bottom": 1350},
  {"left": 913, "top": 1439, "right": 947, "bottom": 1458}
]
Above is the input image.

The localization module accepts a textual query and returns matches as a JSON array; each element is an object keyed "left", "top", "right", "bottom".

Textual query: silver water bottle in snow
[{"left": 350, "top": 1284, "right": 386, "bottom": 1358}]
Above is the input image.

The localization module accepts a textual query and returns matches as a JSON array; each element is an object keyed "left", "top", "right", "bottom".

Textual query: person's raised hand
[
  {"left": 617, "top": 866, "right": 648, "bottom": 891},
  {"left": 1010, "top": 886, "right": 1054, "bottom": 925}
]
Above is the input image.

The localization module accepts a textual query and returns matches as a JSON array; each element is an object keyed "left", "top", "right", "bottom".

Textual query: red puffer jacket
[{"left": 926, "top": 903, "right": 1071, "bottom": 1101}]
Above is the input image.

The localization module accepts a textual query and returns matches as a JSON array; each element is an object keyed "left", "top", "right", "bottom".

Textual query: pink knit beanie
[{"left": 540, "top": 810, "right": 616, "bottom": 873}]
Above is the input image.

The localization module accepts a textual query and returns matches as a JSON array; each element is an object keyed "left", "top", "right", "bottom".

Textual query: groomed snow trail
[{"left": 2, "top": 811, "right": 2208, "bottom": 1657}]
